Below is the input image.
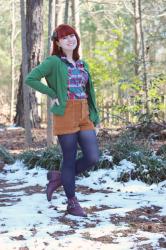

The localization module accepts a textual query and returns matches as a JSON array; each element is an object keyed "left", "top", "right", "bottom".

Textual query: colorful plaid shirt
[{"left": 61, "top": 56, "right": 89, "bottom": 100}]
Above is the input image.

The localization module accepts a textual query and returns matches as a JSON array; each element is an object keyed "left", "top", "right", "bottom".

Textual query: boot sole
[{"left": 67, "top": 211, "right": 87, "bottom": 217}]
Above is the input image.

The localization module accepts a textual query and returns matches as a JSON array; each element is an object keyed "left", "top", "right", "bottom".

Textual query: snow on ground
[{"left": 0, "top": 159, "right": 166, "bottom": 250}]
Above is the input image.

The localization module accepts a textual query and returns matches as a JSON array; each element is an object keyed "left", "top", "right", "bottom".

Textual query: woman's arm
[
  {"left": 83, "top": 60, "right": 100, "bottom": 126},
  {"left": 25, "top": 56, "right": 57, "bottom": 98}
]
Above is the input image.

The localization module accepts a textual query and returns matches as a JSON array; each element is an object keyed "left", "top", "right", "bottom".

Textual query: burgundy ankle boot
[
  {"left": 67, "top": 197, "right": 87, "bottom": 217},
  {"left": 46, "top": 170, "right": 61, "bottom": 201}
]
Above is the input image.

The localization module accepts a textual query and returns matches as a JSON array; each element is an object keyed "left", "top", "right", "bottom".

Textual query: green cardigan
[{"left": 25, "top": 55, "right": 100, "bottom": 126}]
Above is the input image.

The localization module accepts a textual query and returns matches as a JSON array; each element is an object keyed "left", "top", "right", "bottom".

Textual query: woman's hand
[
  {"left": 95, "top": 123, "right": 101, "bottom": 135},
  {"left": 51, "top": 98, "right": 60, "bottom": 106}
]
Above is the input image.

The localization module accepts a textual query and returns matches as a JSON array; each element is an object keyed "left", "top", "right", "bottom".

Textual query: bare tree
[
  {"left": 10, "top": 0, "right": 15, "bottom": 123},
  {"left": 47, "top": 0, "right": 54, "bottom": 146},
  {"left": 133, "top": 0, "right": 149, "bottom": 115},
  {"left": 10, "top": 0, "right": 20, "bottom": 123},
  {"left": 14, "top": 0, "right": 44, "bottom": 128},
  {"left": 138, "top": 0, "right": 149, "bottom": 116},
  {"left": 71, "top": 0, "right": 82, "bottom": 56},
  {"left": 131, "top": 0, "right": 149, "bottom": 116},
  {"left": 133, "top": 0, "right": 141, "bottom": 76},
  {"left": 71, "top": 0, "right": 79, "bottom": 30},
  {"left": 26, "top": 0, "right": 44, "bottom": 128},
  {"left": 57, "top": 0, "right": 65, "bottom": 24},
  {"left": 47, "top": 0, "right": 62, "bottom": 145},
  {"left": 20, "top": 0, "right": 32, "bottom": 145},
  {"left": 64, "top": 0, "right": 70, "bottom": 23}
]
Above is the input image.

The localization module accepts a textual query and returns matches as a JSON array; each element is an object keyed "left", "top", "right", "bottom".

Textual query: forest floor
[
  {"left": 0, "top": 124, "right": 165, "bottom": 155},
  {"left": 0, "top": 125, "right": 166, "bottom": 250}
]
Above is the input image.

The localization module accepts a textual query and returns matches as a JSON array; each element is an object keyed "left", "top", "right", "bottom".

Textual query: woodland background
[
  {"left": 0, "top": 0, "right": 165, "bottom": 190},
  {"left": 0, "top": 2, "right": 166, "bottom": 248},
  {"left": 0, "top": 0, "right": 166, "bottom": 146}
]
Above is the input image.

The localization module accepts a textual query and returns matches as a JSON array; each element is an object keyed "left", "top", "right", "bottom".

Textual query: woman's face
[{"left": 57, "top": 34, "right": 77, "bottom": 52}]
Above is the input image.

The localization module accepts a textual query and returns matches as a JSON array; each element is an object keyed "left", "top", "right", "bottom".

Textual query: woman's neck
[
  {"left": 67, "top": 56, "right": 74, "bottom": 62},
  {"left": 63, "top": 50, "right": 73, "bottom": 61},
  {"left": 62, "top": 49, "right": 76, "bottom": 66}
]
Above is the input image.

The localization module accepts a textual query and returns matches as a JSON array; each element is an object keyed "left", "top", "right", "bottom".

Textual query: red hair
[{"left": 51, "top": 24, "right": 80, "bottom": 61}]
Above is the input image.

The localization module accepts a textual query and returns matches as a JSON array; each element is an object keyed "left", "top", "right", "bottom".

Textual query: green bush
[
  {"left": 117, "top": 153, "right": 166, "bottom": 184},
  {"left": 110, "top": 131, "right": 166, "bottom": 184},
  {"left": 0, "top": 145, "right": 15, "bottom": 164},
  {"left": 157, "top": 144, "right": 166, "bottom": 158},
  {"left": 19, "top": 146, "right": 62, "bottom": 170},
  {"left": 110, "top": 131, "right": 152, "bottom": 164},
  {"left": 18, "top": 131, "right": 166, "bottom": 185}
]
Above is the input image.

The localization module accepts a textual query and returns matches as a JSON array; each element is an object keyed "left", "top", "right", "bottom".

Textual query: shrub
[
  {"left": 19, "top": 146, "right": 62, "bottom": 170},
  {"left": 110, "top": 131, "right": 166, "bottom": 184},
  {"left": 0, "top": 145, "right": 15, "bottom": 164},
  {"left": 110, "top": 131, "right": 152, "bottom": 164},
  {"left": 117, "top": 153, "right": 166, "bottom": 184},
  {"left": 156, "top": 144, "right": 166, "bottom": 158},
  {"left": 18, "top": 131, "right": 166, "bottom": 185}
]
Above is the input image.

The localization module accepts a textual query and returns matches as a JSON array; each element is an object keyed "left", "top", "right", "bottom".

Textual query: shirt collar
[{"left": 61, "top": 56, "right": 81, "bottom": 66}]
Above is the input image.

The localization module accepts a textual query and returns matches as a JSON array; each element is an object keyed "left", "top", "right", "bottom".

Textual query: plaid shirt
[{"left": 61, "top": 56, "right": 89, "bottom": 100}]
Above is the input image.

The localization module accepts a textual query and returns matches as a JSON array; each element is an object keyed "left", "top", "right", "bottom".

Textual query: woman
[{"left": 26, "top": 24, "right": 100, "bottom": 217}]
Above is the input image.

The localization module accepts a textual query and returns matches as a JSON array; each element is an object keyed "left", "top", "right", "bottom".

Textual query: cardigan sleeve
[
  {"left": 25, "top": 56, "right": 57, "bottom": 98},
  {"left": 82, "top": 60, "right": 100, "bottom": 126}
]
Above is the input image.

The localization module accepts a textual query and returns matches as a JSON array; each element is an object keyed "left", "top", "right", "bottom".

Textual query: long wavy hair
[{"left": 51, "top": 24, "right": 80, "bottom": 61}]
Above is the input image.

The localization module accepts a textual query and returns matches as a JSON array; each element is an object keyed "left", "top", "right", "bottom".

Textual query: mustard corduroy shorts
[{"left": 53, "top": 99, "right": 95, "bottom": 135}]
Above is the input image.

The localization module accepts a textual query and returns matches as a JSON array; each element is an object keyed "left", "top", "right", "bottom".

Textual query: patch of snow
[{"left": 0, "top": 160, "right": 165, "bottom": 249}]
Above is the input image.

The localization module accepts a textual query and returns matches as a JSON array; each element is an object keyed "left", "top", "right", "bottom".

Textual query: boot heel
[
  {"left": 47, "top": 171, "right": 51, "bottom": 181},
  {"left": 46, "top": 184, "right": 49, "bottom": 201},
  {"left": 46, "top": 170, "right": 62, "bottom": 202}
]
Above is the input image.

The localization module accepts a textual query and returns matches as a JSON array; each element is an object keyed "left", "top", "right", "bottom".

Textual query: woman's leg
[
  {"left": 58, "top": 132, "right": 87, "bottom": 217},
  {"left": 75, "top": 130, "right": 99, "bottom": 174},
  {"left": 58, "top": 133, "right": 78, "bottom": 199}
]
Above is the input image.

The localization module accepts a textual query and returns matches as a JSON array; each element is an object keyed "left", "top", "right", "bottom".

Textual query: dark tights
[{"left": 58, "top": 130, "right": 99, "bottom": 199}]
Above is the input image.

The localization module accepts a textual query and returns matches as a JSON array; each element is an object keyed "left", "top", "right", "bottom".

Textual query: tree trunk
[
  {"left": 71, "top": 0, "right": 82, "bottom": 56},
  {"left": 14, "top": 0, "right": 43, "bottom": 128},
  {"left": 57, "top": 0, "right": 64, "bottom": 25},
  {"left": 47, "top": 0, "right": 54, "bottom": 146},
  {"left": 54, "top": 0, "right": 60, "bottom": 26},
  {"left": 138, "top": 0, "right": 149, "bottom": 116},
  {"left": 10, "top": 0, "right": 15, "bottom": 124},
  {"left": 71, "top": 0, "right": 80, "bottom": 30},
  {"left": 133, "top": 0, "right": 141, "bottom": 76},
  {"left": 47, "top": 0, "right": 61, "bottom": 146},
  {"left": 20, "top": 0, "right": 32, "bottom": 145},
  {"left": 133, "top": 0, "right": 149, "bottom": 116},
  {"left": 26, "top": 0, "right": 44, "bottom": 128},
  {"left": 14, "top": 66, "right": 24, "bottom": 126},
  {"left": 64, "top": 0, "right": 69, "bottom": 24}
]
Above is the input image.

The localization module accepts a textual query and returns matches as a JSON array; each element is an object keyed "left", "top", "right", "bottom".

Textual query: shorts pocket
[{"left": 54, "top": 104, "right": 74, "bottom": 129}]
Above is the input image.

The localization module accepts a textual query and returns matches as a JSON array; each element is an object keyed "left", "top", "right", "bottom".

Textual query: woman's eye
[
  {"left": 70, "top": 34, "right": 75, "bottom": 37},
  {"left": 63, "top": 36, "right": 67, "bottom": 40}
]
